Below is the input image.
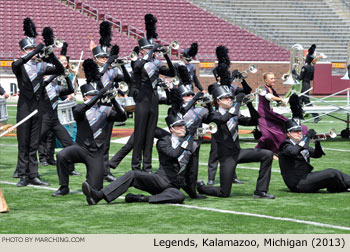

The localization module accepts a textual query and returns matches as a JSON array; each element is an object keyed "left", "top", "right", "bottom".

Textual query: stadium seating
[
  {"left": 190, "top": 0, "right": 350, "bottom": 62},
  {"left": 69, "top": 0, "right": 289, "bottom": 61},
  {"left": 0, "top": 0, "right": 137, "bottom": 59}
]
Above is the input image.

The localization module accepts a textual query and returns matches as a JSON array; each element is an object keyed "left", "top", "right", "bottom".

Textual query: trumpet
[
  {"left": 232, "top": 64, "right": 257, "bottom": 82},
  {"left": 196, "top": 94, "right": 213, "bottom": 107},
  {"left": 111, "top": 51, "right": 138, "bottom": 68},
  {"left": 69, "top": 62, "right": 79, "bottom": 72},
  {"left": 100, "top": 82, "right": 128, "bottom": 103},
  {"left": 171, "top": 76, "right": 180, "bottom": 85},
  {"left": 312, "top": 128, "right": 337, "bottom": 140},
  {"left": 38, "top": 38, "right": 64, "bottom": 59},
  {"left": 194, "top": 122, "right": 217, "bottom": 140},
  {"left": 157, "top": 40, "right": 179, "bottom": 57}
]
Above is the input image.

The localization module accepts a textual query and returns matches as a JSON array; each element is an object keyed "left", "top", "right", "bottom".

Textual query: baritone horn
[
  {"left": 282, "top": 44, "right": 304, "bottom": 85},
  {"left": 341, "top": 41, "right": 350, "bottom": 80}
]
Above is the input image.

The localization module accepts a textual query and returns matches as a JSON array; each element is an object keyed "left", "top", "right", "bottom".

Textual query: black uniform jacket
[
  {"left": 155, "top": 134, "right": 193, "bottom": 188},
  {"left": 278, "top": 138, "right": 324, "bottom": 190}
]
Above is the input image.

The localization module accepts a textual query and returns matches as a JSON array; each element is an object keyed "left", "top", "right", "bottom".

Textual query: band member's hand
[
  {"left": 235, "top": 92, "right": 245, "bottom": 104},
  {"left": 306, "top": 129, "right": 316, "bottom": 139},
  {"left": 292, "top": 69, "right": 297, "bottom": 76},
  {"left": 232, "top": 69, "right": 242, "bottom": 80},
  {"left": 3, "top": 93, "right": 9, "bottom": 99},
  {"left": 34, "top": 43, "right": 45, "bottom": 54},
  {"left": 67, "top": 94, "right": 74, "bottom": 101},
  {"left": 107, "top": 55, "right": 118, "bottom": 65},
  {"left": 193, "top": 91, "right": 204, "bottom": 101}
]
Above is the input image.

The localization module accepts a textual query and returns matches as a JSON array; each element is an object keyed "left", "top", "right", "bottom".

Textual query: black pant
[
  {"left": 182, "top": 147, "right": 200, "bottom": 198},
  {"left": 102, "top": 170, "right": 185, "bottom": 204},
  {"left": 132, "top": 94, "right": 159, "bottom": 172},
  {"left": 200, "top": 148, "right": 273, "bottom": 197},
  {"left": 38, "top": 129, "right": 55, "bottom": 162},
  {"left": 207, "top": 138, "right": 238, "bottom": 181},
  {"left": 56, "top": 144, "right": 105, "bottom": 190},
  {"left": 103, "top": 121, "right": 114, "bottom": 176},
  {"left": 300, "top": 81, "right": 318, "bottom": 118},
  {"left": 295, "top": 169, "right": 350, "bottom": 193},
  {"left": 16, "top": 100, "right": 42, "bottom": 179},
  {"left": 39, "top": 115, "right": 73, "bottom": 161},
  {"left": 109, "top": 127, "right": 169, "bottom": 169}
]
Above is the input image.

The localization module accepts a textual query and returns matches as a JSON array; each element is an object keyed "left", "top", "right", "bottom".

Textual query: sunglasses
[{"left": 183, "top": 94, "right": 194, "bottom": 97}]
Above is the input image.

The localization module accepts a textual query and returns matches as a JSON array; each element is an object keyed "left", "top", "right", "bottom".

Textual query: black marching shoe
[
  {"left": 40, "top": 161, "right": 49, "bottom": 166},
  {"left": 314, "top": 117, "right": 322, "bottom": 123},
  {"left": 232, "top": 178, "right": 244, "bottom": 184},
  {"left": 51, "top": 186, "right": 70, "bottom": 197},
  {"left": 207, "top": 179, "right": 215, "bottom": 185},
  {"left": 253, "top": 191, "right": 275, "bottom": 199},
  {"left": 29, "top": 177, "right": 50, "bottom": 186},
  {"left": 196, "top": 180, "right": 205, "bottom": 193},
  {"left": 82, "top": 181, "right": 101, "bottom": 205},
  {"left": 16, "top": 176, "right": 29, "bottom": 187},
  {"left": 104, "top": 174, "right": 116, "bottom": 182},
  {"left": 69, "top": 170, "right": 81, "bottom": 176},
  {"left": 13, "top": 171, "right": 19, "bottom": 178},
  {"left": 47, "top": 159, "right": 57, "bottom": 166},
  {"left": 125, "top": 193, "right": 146, "bottom": 203}
]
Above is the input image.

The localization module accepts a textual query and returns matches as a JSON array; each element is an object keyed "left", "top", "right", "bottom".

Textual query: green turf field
[{"left": 0, "top": 100, "right": 349, "bottom": 234}]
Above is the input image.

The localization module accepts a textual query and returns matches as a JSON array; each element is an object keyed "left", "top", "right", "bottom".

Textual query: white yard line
[{"left": 1, "top": 180, "right": 349, "bottom": 231}]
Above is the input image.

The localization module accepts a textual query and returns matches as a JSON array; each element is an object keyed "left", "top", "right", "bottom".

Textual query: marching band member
[
  {"left": 197, "top": 84, "right": 274, "bottom": 199},
  {"left": 255, "top": 72, "right": 307, "bottom": 155},
  {"left": 37, "top": 31, "right": 75, "bottom": 168},
  {"left": 81, "top": 112, "right": 197, "bottom": 205},
  {"left": 293, "top": 44, "right": 320, "bottom": 123},
  {"left": 175, "top": 42, "right": 203, "bottom": 92},
  {"left": 91, "top": 21, "right": 132, "bottom": 182},
  {"left": 131, "top": 14, "right": 175, "bottom": 172},
  {"left": 52, "top": 59, "right": 127, "bottom": 196},
  {"left": 12, "top": 18, "right": 64, "bottom": 187},
  {"left": 279, "top": 119, "right": 350, "bottom": 193}
]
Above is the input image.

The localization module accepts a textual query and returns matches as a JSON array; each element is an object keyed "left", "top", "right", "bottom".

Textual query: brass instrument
[
  {"left": 171, "top": 76, "right": 180, "bottom": 85},
  {"left": 69, "top": 62, "right": 79, "bottom": 72},
  {"left": 313, "top": 128, "right": 337, "bottom": 140},
  {"left": 196, "top": 94, "right": 213, "bottom": 107},
  {"left": 194, "top": 122, "right": 217, "bottom": 140},
  {"left": 38, "top": 38, "right": 64, "bottom": 59},
  {"left": 241, "top": 64, "right": 258, "bottom": 79},
  {"left": 111, "top": 51, "right": 138, "bottom": 68},
  {"left": 282, "top": 44, "right": 304, "bottom": 85},
  {"left": 157, "top": 40, "right": 179, "bottom": 57},
  {"left": 341, "top": 41, "right": 350, "bottom": 80},
  {"left": 233, "top": 64, "right": 258, "bottom": 82}
]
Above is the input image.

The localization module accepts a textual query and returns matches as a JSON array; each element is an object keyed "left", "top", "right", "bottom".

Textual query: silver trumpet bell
[
  {"left": 195, "top": 122, "right": 218, "bottom": 139},
  {"left": 117, "top": 81, "right": 129, "bottom": 93},
  {"left": 241, "top": 64, "right": 258, "bottom": 79},
  {"left": 54, "top": 38, "right": 64, "bottom": 48},
  {"left": 158, "top": 40, "right": 179, "bottom": 57},
  {"left": 69, "top": 62, "right": 79, "bottom": 72},
  {"left": 315, "top": 128, "right": 337, "bottom": 140},
  {"left": 171, "top": 76, "right": 180, "bottom": 85}
]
